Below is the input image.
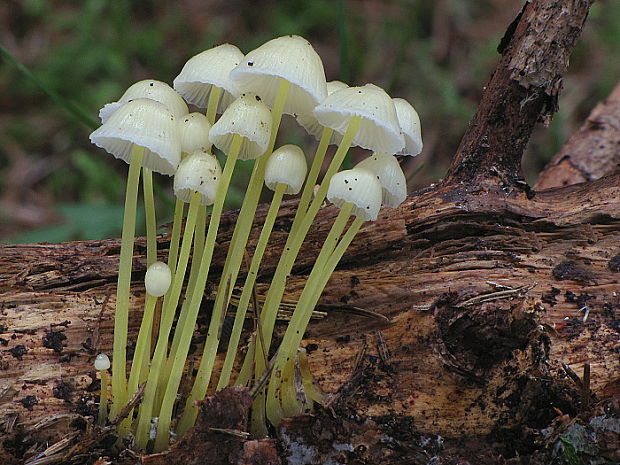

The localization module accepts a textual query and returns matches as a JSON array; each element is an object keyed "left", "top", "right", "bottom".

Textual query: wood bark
[
  {"left": 1, "top": 1, "right": 618, "bottom": 464},
  {"left": 535, "top": 79, "right": 620, "bottom": 189}
]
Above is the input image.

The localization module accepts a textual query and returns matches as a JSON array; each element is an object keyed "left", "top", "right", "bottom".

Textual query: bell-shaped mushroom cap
[
  {"left": 99, "top": 80, "right": 188, "bottom": 123},
  {"left": 209, "top": 93, "right": 272, "bottom": 160},
  {"left": 313, "top": 83, "right": 405, "bottom": 155},
  {"left": 356, "top": 153, "right": 407, "bottom": 208},
  {"left": 296, "top": 80, "right": 348, "bottom": 144},
  {"left": 90, "top": 98, "right": 182, "bottom": 176},
  {"left": 173, "top": 44, "right": 243, "bottom": 113},
  {"left": 173, "top": 149, "right": 222, "bottom": 206},
  {"left": 264, "top": 144, "right": 308, "bottom": 194},
  {"left": 229, "top": 35, "right": 327, "bottom": 116},
  {"left": 179, "top": 112, "right": 212, "bottom": 154},
  {"left": 145, "top": 261, "right": 172, "bottom": 297},
  {"left": 94, "top": 353, "right": 111, "bottom": 371},
  {"left": 327, "top": 168, "right": 382, "bottom": 221},
  {"left": 393, "top": 98, "right": 422, "bottom": 156}
]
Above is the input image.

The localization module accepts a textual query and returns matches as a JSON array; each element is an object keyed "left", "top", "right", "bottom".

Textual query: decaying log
[{"left": 1, "top": 0, "right": 619, "bottom": 463}]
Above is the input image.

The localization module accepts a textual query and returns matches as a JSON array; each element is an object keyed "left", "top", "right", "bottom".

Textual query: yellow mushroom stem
[
  {"left": 266, "top": 210, "right": 364, "bottom": 426},
  {"left": 217, "top": 182, "right": 287, "bottom": 390},
  {"left": 110, "top": 144, "right": 145, "bottom": 419},
  {"left": 133, "top": 191, "right": 200, "bottom": 450}
]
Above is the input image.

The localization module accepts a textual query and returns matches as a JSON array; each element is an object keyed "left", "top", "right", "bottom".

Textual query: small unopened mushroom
[
  {"left": 217, "top": 145, "right": 308, "bottom": 389},
  {"left": 125, "top": 261, "right": 172, "bottom": 443},
  {"left": 144, "top": 261, "right": 172, "bottom": 297},
  {"left": 173, "top": 149, "right": 222, "bottom": 206},
  {"left": 265, "top": 168, "right": 382, "bottom": 426},
  {"left": 356, "top": 152, "right": 407, "bottom": 208},
  {"left": 95, "top": 353, "right": 111, "bottom": 426}
]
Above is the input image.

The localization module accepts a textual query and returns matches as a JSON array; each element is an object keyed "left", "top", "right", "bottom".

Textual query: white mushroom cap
[
  {"left": 296, "top": 80, "right": 348, "bottom": 144},
  {"left": 229, "top": 35, "right": 327, "bottom": 116},
  {"left": 209, "top": 93, "right": 272, "bottom": 160},
  {"left": 265, "top": 144, "right": 308, "bottom": 194},
  {"left": 145, "top": 261, "right": 172, "bottom": 297},
  {"left": 94, "top": 353, "right": 111, "bottom": 371},
  {"left": 173, "top": 149, "right": 222, "bottom": 206},
  {"left": 355, "top": 153, "right": 407, "bottom": 208},
  {"left": 89, "top": 98, "right": 182, "bottom": 176},
  {"left": 179, "top": 112, "right": 212, "bottom": 154},
  {"left": 173, "top": 44, "right": 244, "bottom": 113},
  {"left": 313, "top": 83, "right": 405, "bottom": 154},
  {"left": 327, "top": 168, "right": 382, "bottom": 221},
  {"left": 392, "top": 98, "right": 423, "bottom": 156},
  {"left": 99, "top": 79, "right": 188, "bottom": 123}
]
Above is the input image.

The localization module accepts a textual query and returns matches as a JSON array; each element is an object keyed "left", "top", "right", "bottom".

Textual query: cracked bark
[{"left": 1, "top": 1, "right": 618, "bottom": 464}]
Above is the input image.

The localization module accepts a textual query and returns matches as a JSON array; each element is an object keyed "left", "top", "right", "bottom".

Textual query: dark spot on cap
[
  {"left": 149, "top": 82, "right": 154, "bottom": 86},
  {"left": 185, "top": 118, "right": 189, "bottom": 122},
  {"left": 248, "top": 61, "right": 254, "bottom": 66},
  {"left": 344, "top": 179, "right": 349, "bottom": 184},
  {"left": 255, "top": 95, "right": 261, "bottom": 101},
  {"left": 358, "top": 90, "right": 362, "bottom": 94}
]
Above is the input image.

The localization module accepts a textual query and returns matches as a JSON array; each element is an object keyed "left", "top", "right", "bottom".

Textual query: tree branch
[{"left": 444, "top": 0, "right": 594, "bottom": 188}]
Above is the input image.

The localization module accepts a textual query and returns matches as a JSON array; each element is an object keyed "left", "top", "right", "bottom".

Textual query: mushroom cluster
[{"left": 89, "top": 34, "right": 422, "bottom": 452}]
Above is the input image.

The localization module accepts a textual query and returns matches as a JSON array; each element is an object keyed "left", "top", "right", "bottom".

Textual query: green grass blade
[{"left": 0, "top": 42, "right": 98, "bottom": 130}]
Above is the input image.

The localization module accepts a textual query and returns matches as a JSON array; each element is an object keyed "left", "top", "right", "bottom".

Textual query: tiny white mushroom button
[
  {"left": 94, "top": 353, "right": 111, "bottom": 371},
  {"left": 173, "top": 150, "right": 222, "bottom": 206},
  {"left": 265, "top": 144, "right": 308, "bottom": 194},
  {"left": 145, "top": 261, "right": 172, "bottom": 297}
]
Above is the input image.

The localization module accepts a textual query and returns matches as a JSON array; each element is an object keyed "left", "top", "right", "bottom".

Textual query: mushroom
[
  {"left": 173, "top": 44, "right": 244, "bottom": 124},
  {"left": 217, "top": 144, "right": 308, "bottom": 390},
  {"left": 98, "top": 80, "right": 187, "bottom": 269},
  {"left": 94, "top": 353, "right": 111, "bottom": 426},
  {"left": 89, "top": 98, "right": 181, "bottom": 417},
  {"left": 120, "top": 261, "right": 172, "bottom": 440},
  {"left": 266, "top": 168, "right": 382, "bottom": 426}
]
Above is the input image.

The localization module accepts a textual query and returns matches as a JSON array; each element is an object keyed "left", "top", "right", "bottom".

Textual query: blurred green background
[{"left": 1, "top": 0, "right": 619, "bottom": 243}]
